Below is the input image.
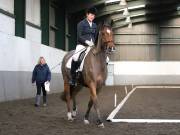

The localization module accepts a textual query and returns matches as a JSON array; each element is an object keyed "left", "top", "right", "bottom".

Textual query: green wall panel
[
  {"left": 55, "top": 6, "right": 65, "bottom": 50},
  {"left": 41, "top": 0, "right": 50, "bottom": 46},
  {"left": 14, "top": 0, "right": 25, "bottom": 38},
  {"left": 68, "top": 14, "right": 77, "bottom": 51}
]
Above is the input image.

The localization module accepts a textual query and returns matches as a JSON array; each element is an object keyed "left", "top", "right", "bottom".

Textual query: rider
[{"left": 69, "top": 7, "right": 98, "bottom": 86}]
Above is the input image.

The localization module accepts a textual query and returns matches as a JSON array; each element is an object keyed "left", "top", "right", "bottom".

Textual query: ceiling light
[
  {"left": 123, "top": 8, "right": 129, "bottom": 16},
  {"left": 128, "top": 23, "right": 132, "bottom": 28},
  {"left": 120, "top": 0, "right": 127, "bottom": 6},
  {"left": 105, "top": 0, "right": 120, "bottom": 4},
  {"left": 125, "top": 16, "right": 131, "bottom": 23}
]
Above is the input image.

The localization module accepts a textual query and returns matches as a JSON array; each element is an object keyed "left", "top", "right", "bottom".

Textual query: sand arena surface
[{"left": 1, "top": 86, "right": 180, "bottom": 135}]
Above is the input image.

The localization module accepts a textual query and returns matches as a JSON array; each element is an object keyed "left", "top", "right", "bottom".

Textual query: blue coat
[
  {"left": 32, "top": 64, "right": 51, "bottom": 84},
  {"left": 77, "top": 19, "right": 97, "bottom": 46}
]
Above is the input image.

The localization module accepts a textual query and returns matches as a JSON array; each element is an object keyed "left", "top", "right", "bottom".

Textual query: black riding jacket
[{"left": 77, "top": 19, "right": 97, "bottom": 46}]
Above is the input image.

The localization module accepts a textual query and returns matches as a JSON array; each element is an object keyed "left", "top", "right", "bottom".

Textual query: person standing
[{"left": 32, "top": 57, "right": 51, "bottom": 107}]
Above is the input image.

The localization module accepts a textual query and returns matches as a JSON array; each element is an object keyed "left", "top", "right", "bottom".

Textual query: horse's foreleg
[
  {"left": 64, "top": 82, "right": 73, "bottom": 121},
  {"left": 89, "top": 84, "right": 104, "bottom": 128},
  {"left": 84, "top": 98, "right": 93, "bottom": 124},
  {"left": 92, "top": 96, "right": 103, "bottom": 127}
]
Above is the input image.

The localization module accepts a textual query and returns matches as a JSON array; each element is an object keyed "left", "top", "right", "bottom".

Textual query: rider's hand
[{"left": 85, "top": 40, "right": 94, "bottom": 47}]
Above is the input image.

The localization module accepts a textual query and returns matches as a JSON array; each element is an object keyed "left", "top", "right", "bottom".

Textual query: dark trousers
[{"left": 36, "top": 83, "right": 46, "bottom": 96}]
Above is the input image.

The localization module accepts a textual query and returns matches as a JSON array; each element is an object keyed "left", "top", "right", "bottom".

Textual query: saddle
[{"left": 66, "top": 47, "right": 92, "bottom": 72}]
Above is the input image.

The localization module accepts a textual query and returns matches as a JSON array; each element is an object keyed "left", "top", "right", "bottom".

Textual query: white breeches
[
  {"left": 72, "top": 44, "right": 86, "bottom": 61},
  {"left": 72, "top": 44, "right": 110, "bottom": 63}
]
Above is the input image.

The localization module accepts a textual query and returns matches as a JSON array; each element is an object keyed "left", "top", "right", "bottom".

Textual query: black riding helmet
[{"left": 86, "top": 7, "right": 97, "bottom": 15}]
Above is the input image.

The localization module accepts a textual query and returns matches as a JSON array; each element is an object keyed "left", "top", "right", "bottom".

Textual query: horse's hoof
[
  {"left": 67, "top": 112, "right": 74, "bottom": 121},
  {"left": 84, "top": 119, "right": 90, "bottom": 125},
  {"left": 68, "top": 117, "right": 74, "bottom": 121},
  {"left": 72, "top": 109, "right": 77, "bottom": 117},
  {"left": 98, "top": 123, "right": 105, "bottom": 128}
]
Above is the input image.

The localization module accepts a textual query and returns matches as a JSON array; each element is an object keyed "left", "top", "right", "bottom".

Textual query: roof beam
[
  {"left": 112, "top": 4, "right": 178, "bottom": 22},
  {"left": 97, "top": 0, "right": 179, "bottom": 17},
  {"left": 112, "top": 11, "right": 180, "bottom": 29},
  {"left": 67, "top": 0, "right": 106, "bottom": 13}
]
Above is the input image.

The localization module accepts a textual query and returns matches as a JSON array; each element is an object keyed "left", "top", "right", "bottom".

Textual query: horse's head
[{"left": 100, "top": 24, "right": 115, "bottom": 53}]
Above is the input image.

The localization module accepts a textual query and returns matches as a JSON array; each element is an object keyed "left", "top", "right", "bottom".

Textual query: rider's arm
[
  {"left": 94, "top": 24, "right": 98, "bottom": 44},
  {"left": 77, "top": 22, "right": 87, "bottom": 45}
]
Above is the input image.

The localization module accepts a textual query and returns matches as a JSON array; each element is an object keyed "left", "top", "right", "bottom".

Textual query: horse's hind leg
[
  {"left": 71, "top": 86, "right": 81, "bottom": 118},
  {"left": 70, "top": 86, "right": 82, "bottom": 117},
  {"left": 64, "top": 82, "right": 73, "bottom": 121}
]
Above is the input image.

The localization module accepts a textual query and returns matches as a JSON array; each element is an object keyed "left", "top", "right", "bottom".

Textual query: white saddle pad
[{"left": 66, "top": 47, "right": 91, "bottom": 72}]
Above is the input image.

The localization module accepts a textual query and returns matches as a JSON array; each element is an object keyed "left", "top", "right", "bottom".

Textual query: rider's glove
[{"left": 85, "top": 40, "right": 94, "bottom": 47}]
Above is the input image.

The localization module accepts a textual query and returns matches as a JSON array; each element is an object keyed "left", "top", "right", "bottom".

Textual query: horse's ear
[
  {"left": 97, "top": 19, "right": 113, "bottom": 31},
  {"left": 109, "top": 19, "right": 113, "bottom": 27},
  {"left": 104, "top": 19, "right": 113, "bottom": 27},
  {"left": 97, "top": 22, "right": 104, "bottom": 31}
]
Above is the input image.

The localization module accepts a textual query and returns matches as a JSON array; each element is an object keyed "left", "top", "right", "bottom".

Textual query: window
[
  {"left": 26, "top": 0, "right": 40, "bottom": 26},
  {"left": 49, "top": 6, "right": 56, "bottom": 47},
  {"left": 0, "top": 0, "right": 14, "bottom": 13}
]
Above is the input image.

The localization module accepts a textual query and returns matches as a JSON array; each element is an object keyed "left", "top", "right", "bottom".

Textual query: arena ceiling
[{"left": 63, "top": 0, "right": 180, "bottom": 28}]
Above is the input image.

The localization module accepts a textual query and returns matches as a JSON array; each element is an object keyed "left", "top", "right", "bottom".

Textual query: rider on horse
[{"left": 69, "top": 7, "right": 98, "bottom": 86}]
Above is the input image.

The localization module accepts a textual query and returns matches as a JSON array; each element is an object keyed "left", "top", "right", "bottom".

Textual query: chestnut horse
[{"left": 61, "top": 24, "right": 115, "bottom": 128}]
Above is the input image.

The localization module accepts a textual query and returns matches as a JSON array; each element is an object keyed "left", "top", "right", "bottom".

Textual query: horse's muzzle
[
  {"left": 111, "top": 47, "right": 116, "bottom": 52},
  {"left": 107, "top": 47, "right": 116, "bottom": 53}
]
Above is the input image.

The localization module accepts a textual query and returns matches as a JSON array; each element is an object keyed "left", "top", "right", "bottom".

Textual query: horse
[{"left": 61, "top": 23, "right": 115, "bottom": 128}]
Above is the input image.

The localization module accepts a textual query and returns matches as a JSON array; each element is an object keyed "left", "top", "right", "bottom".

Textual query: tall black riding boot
[{"left": 69, "top": 60, "right": 78, "bottom": 86}]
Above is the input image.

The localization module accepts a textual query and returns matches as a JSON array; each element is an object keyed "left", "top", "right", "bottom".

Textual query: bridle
[{"left": 99, "top": 26, "right": 115, "bottom": 53}]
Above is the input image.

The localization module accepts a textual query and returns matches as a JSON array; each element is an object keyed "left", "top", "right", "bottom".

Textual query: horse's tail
[
  {"left": 60, "top": 50, "right": 75, "bottom": 102},
  {"left": 60, "top": 86, "right": 73, "bottom": 102}
]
